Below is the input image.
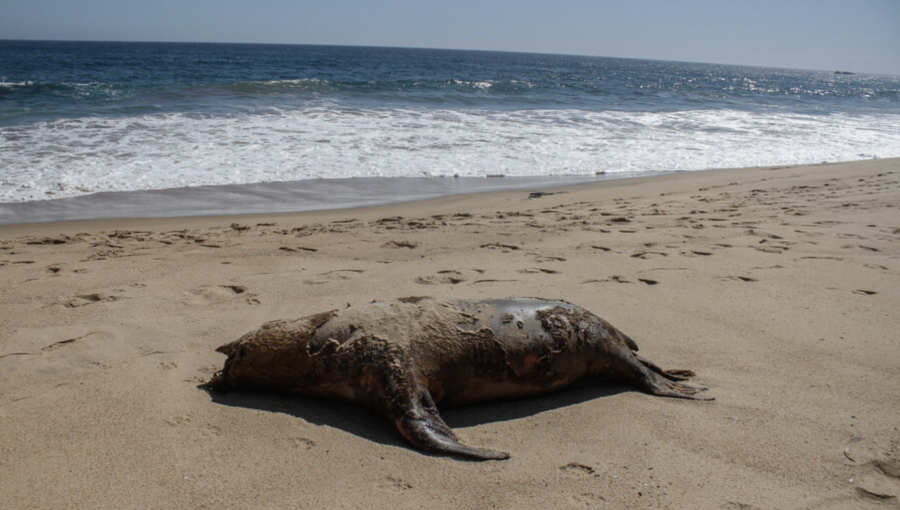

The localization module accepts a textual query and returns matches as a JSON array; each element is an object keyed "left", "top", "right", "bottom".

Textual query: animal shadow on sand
[{"left": 202, "top": 381, "right": 631, "bottom": 457}]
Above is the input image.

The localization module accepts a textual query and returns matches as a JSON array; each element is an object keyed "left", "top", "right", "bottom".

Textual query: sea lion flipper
[
  {"left": 376, "top": 373, "right": 509, "bottom": 461},
  {"left": 649, "top": 378, "right": 713, "bottom": 400},
  {"left": 633, "top": 353, "right": 695, "bottom": 381},
  {"left": 394, "top": 413, "right": 510, "bottom": 461},
  {"left": 624, "top": 353, "right": 713, "bottom": 401},
  {"left": 637, "top": 367, "right": 713, "bottom": 401}
]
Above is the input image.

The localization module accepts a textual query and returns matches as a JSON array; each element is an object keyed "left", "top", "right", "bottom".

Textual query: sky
[{"left": 1, "top": 0, "right": 899, "bottom": 75}]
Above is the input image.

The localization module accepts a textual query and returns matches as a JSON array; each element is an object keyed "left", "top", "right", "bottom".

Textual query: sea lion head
[{"left": 205, "top": 311, "right": 336, "bottom": 392}]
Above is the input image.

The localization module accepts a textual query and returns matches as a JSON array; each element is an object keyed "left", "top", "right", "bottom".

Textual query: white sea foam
[
  {"left": 452, "top": 79, "right": 494, "bottom": 90},
  {"left": 0, "top": 80, "right": 34, "bottom": 88},
  {"left": 2, "top": 107, "right": 899, "bottom": 202}
]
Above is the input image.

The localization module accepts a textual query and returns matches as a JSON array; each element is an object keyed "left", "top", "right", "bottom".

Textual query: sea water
[{"left": 1, "top": 41, "right": 899, "bottom": 221}]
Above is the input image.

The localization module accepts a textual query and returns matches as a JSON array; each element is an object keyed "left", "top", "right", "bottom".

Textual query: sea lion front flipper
[
  {"left": 371, "top": 368, "right": 510, "bottom": 460},
  {"left": 395, "top": 412, "right": 510, "bottom": 461}
]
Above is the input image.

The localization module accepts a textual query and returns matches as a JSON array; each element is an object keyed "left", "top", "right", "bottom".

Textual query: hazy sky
[{"left": 2, "top": 0, "right": 898, "bottom": 75}]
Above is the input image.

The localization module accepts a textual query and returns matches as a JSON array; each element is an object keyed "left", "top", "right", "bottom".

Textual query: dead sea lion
[{"left": 206, "top": 297, "right": 710, "bottom": 460}]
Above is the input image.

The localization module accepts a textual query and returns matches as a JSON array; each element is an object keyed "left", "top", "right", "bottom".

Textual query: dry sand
[{"left": 1, "top": 159, "right": 899, "bottom": 509}]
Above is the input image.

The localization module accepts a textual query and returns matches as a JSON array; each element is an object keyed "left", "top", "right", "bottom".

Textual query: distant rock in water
[{"left": 834, "top": 71, "right": 855, "bottom": 75}]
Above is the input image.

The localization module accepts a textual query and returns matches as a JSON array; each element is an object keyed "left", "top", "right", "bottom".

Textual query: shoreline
[
  {"left": 0, "top": 171, "right": 657, "bottom": 227},
  {"left": 2, "top": 158, "right": 899, "bottom": 509},
  {"left": 0, "top": 159, "right": 886, "bottom": 232}
]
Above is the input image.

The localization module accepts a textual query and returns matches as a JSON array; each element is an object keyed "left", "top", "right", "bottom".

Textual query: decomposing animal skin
[{"left": 206, "top": 297, "right": 710, "bottom": 460}]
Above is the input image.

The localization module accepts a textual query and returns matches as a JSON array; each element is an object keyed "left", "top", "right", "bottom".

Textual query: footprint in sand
[
  {"left": 583, "top": 275, "right": 656, "bottom": 285},
  {"left": 375, "top": 476, "right": 414, "bottom": 492},
  {"left": 165, "top": 414, "right": 192, "bottom": 427},
  {"left": 577, "top": 244, "right": 611, "bottom": 252},
  {"left": 416, "top": 275, "right": 466, "bottom": 285},
  {"left": 285, "top": 437, "right": 317, "bottom": 450},
  {"left": 186, "top": 285, "right": 259, "bottom": 305},
  {"left": 631, "top": 251, "right": 668, "bottom": 260},
  {"left": 64, "top": 293, "right": 119, "bottom": 308},
  {"left": 528, "top": 253, "right": 567, "bottom": 263},
  {"left": 481, "top": 242, "right": 521, "bottom": 252},
  {"left": 517, "top": 267, "right": 560, "bottom": 274},
  {"left": 41, "top": 336, "right": 83, "bottom": 352},
  {"left": 719, "top": 276, "right": 758, "bottom": 282},
  {"left": 270, "top": 435, "right": 317, "bottom": 449},
  {"left": 828, "top": 437, "right": 900, "bottom": 508},
  {"left": 381, "top": 240, "right": 419, "bottom": 249},
  {"left": 25, "top": 236, "right": 77, "bottom": 246},
  {"left": 755, "top": 246, "right": 789, "bottom": 254},
  {"left": 415, "top": 269, "right": 484, "bottom": 285},
  {"left": 559, "top": 462, "right": 596, "bottom": 476},
  {"left": 571, "top": 493, "right": 607, "bottom": 505},
  {"left": 303, "top": 269, "right": 365, "bottom": 285},
  {"left": 721, "top": 501, "right": 764, "bottom": 510}
]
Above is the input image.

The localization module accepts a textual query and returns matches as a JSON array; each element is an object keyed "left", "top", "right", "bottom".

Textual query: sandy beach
[{"left": 1, "top": 159, "right": 899, "bottom": 509}]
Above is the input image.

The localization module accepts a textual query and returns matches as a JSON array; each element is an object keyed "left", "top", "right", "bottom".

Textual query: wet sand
[
  {"left": 0, "top": 173, "right": 639, "bottom": 225},
  {"left": 1, "top": 159, "right": 899, "bottom": 509}
]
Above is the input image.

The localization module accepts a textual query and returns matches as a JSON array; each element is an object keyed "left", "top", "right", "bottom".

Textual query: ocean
[{"left": 2, "top": 41, "right": 899, "bottom": 223}]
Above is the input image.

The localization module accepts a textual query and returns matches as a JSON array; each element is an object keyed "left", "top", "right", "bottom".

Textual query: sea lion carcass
[{"left": 206, "top": 297, "right": 710, "bottom": 460}]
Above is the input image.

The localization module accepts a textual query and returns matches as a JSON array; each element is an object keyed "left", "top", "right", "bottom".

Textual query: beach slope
[{"left": 1, "top": 159, "right": 899, "bottom": 509}]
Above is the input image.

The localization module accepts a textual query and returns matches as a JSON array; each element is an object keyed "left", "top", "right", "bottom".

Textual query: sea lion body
[{"left": 207, "top": 298, "right": 708, "bottom": 460}]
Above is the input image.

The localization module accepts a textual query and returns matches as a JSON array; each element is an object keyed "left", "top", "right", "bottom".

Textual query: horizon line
[{"left": 0, "top": 38, "right": 876, "bottom": 76}]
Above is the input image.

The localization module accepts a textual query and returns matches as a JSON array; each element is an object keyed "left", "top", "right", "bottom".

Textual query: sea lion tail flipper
[
  {"left": 650, "top": 379, "right": 714, "bottom": 401},
  {"left": 633, "top": 353, "right": 696, "bottom": 381},
  {"left": 626, "top": 354, "right": 714, "bottom": 401}
]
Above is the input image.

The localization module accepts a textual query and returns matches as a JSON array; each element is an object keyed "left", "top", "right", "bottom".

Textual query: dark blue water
[
  {"left": 1, "top": 40, "right": 899, "bottom": 207},
  {"left": 4, "top": 41, "right": 898, "bottom": 123}
]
